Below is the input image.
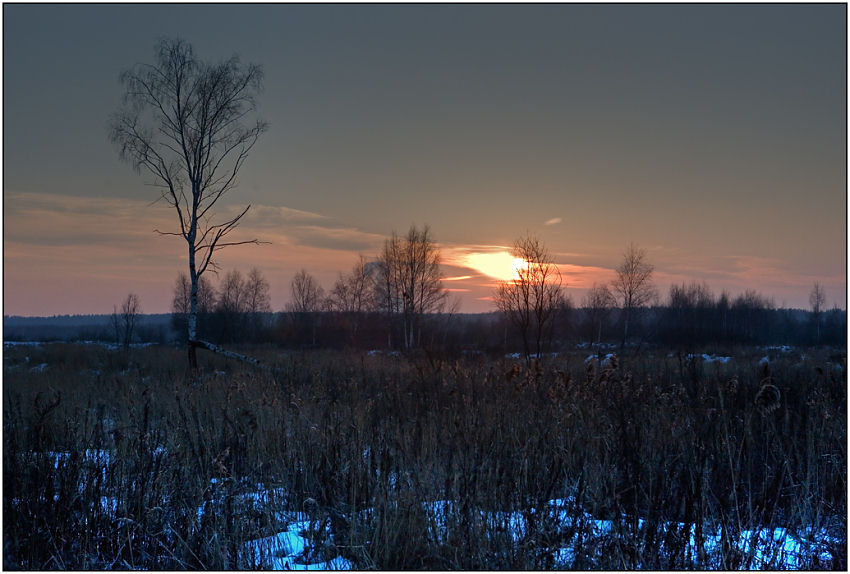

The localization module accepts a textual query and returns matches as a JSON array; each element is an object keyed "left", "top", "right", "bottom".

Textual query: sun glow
[{"left": 464, "top": 251, "right": 528, "bottom": 282}]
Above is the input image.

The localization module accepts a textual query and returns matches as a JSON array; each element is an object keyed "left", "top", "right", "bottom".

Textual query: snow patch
[
  {"left": 246, "top": 520, "right": 352, "bottom": 570},
  {"left": 585, "top": 353, "right": 617, "bottom": 367},
  {"left": 685, "top": 354, "right": 732, "bottom": 364}
]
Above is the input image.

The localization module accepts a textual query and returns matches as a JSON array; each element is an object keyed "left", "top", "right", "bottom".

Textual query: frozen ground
[
  {"left": 17, "top": 451, "right": 843, "bottom": 570},
  {"left": 244, "top": 492, "right": 840, "bottom": 570}
]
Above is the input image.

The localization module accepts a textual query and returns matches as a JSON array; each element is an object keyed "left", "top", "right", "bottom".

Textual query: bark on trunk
[
  {"left": 190, "top": 339, "right": 271, "bottom": 371},
  {"left": 188, "top": 222, "right": 199, "bottom": 370},
  {"left": 188, "top": 274, "right": 199, "bottom": 370}
]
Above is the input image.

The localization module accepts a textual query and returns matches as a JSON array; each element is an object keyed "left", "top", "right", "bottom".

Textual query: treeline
[
  {"left": 626, "top": 299, "right": 843, "bottom": 350},
  {"left": 174, "top": 300, "right": 844, "bottom": 356},
  {"left": 3, "top": 314, "right": 173, "bottom": 344},
  {"left": 653, "top": 284, "right": 846, "bottom": 348},
  {"left": 173, "top": 225, "right": 455, "bottom": 350},
  {"left": 170, "top": 228, "right": 845, "bottom": 353}
]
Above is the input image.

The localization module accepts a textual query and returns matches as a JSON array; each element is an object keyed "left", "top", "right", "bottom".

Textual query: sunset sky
[{"left": 3, "top": 3, "right": 846, "bottom": 316}]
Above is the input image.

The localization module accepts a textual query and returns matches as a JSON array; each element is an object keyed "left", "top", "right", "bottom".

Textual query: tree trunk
[
  {"left": 188, "top": 342, "right": 198, "bottom": 370},
  {"left": 188, "top": 234, "right": 199, "bottom": 371},
  {"left": 191, "top": 339, "right": 269, "bottom": 370}
]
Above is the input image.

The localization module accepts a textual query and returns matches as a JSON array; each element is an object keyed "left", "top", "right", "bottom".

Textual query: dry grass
[{"left": 3, "top": 343, "right": 846, "bottom": 569}]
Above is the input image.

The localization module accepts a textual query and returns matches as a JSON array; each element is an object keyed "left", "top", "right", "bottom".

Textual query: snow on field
[
  {"left": 760, "top": 345, "right": 795, "bottom": 354},
  {"left": 247, "top": 520, "right": 352, "bottom": 570},
  {"left": 245, "top": 494, "right": 840, "bottom": 570},
  {"left": 506, "top": 352, "right": 560, "bottom": 359},
  {"left": 21, "top": 443, "right": 843, "bottom": 569},
  {"left": 677, "top": 353, "right": 732, "bottom": 364},
  {"left": 701, "top": 353, "right": 731, "bottom": 364},
  {"left": 584, "top": 353, "right": 618, "bottom": 367},
  {"left": 49, "top": 449, "right": 114, "bottom": 467},
  {"left": 3, "top": 340, "right": 158, "bottom": 350},
  {"left": 367, "top": 349, "right": 401, "bottom": 357}
]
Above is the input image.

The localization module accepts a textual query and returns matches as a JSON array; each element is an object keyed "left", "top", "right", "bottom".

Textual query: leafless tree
[
  {"left": 213, "top": 269, "right": 248, "bottom": 342},
  {"left": 112, "top": 293, "right": 141, "bottom": 349},
  {"left": 375, "top": 225, "right": 447, "bottom": 350},
  {"left": 110, "top": 37, "right": 267, "bottom": 368},
  {"left": 288, "top": 269, "right": 325, "bottom": 314},
  {"left": 583, "top": 282, "right": 616, "bottom": 347},
  {"left": 217, "top": 269, "right": 247, "bottom": 314},
  {"left": 494, "top": 232, "right": 565, "bottom": 364},
  {"left": 243, "top": 267, "right": 272, "bottom": 340},
  {"left": 245, "top": 267, "right": 272, "bottom": 314},
  {"left": 329, "top": 256, "right": 374, "bottom": 314},
  {"left": 611, "top": 242, "right": 657, "bottom": 348},
  {"left": 328, "top": 256, "right": 375, "bottom": 345},
  {"left": 809, "top": 281, "right": 826, "bottom": 344},
  {"left": 287, "top": 269, "right": 325, "bottom": 347}
]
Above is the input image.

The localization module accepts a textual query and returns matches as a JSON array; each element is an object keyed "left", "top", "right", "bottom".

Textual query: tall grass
[{"left": 4, "top": 343, "right": 846, "bottom": 569}]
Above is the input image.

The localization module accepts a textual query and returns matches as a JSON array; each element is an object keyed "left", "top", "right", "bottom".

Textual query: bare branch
[{"left": 110, "top": 38, "right": 266, "bottom": 367}]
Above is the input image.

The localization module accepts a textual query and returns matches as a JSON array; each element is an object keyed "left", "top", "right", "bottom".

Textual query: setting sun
[{"left": 464, "top": 251, "right": 528, "bottom": 282}]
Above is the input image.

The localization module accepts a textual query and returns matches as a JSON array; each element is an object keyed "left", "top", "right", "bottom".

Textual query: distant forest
[
  {"left": 3, "top": 314, "right": 174, "bottom": 344},
  {"left": 4, "top": 304, "right": 846, "bottom": 352}
]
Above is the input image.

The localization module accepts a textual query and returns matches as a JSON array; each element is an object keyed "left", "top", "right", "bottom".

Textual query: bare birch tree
[
  {"left": 243, "top": 267, "right": 272, "bottom": 341},
  {"left": 112, "top": 293, "right": 141, "bottom": 349},
  {"left": 214, "top": 269, "right": 248, "bottom": 342},
  {"left": 328, "top": 256, "right": 374, "bottom": 314},
  {"left": 328, "top": 256, "right": 375, "bottom": 345},
  {"left": 288, "top": 269, "right": 325, "bottom": 314},
  {"left": 494, "top": 233, "right": 565, "bottom": 365},
  {"left": 218, "top": 270, "right": 247, "bottom": 314},
  {"left": 110, "top": 38, "right": 267, "bottom": 368},
  {"left": 245, "top": 267, "right": 272, "bottom": 315},
  {"left": 288, "top": 269, "right": 325, "bottom": 347},
  {"left": 611, "top": 242, "right": 657, "bottom": 348},
  {"left": 375, "top": 225, "right": 446, "bottom": 350}
]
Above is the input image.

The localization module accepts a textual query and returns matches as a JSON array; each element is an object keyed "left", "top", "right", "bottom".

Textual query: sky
[{"left": 3, "top": 3, "right": 847, "bottom": 316}]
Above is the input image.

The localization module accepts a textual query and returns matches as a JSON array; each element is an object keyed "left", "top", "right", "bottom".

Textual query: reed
[{"left": 4, "top": 343, "right": 845, "bottom": 569}]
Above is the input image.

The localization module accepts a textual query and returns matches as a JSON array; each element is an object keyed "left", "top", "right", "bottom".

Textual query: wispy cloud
[
  {"left": 238, "top": 203, "right": 387, "bottom": 253},
  {"left": 243, "top": 204, "right": 329, "bottom": 227},
  {"left": 544, "top": 217, "right": 562, "bottom": 226},
  {"left": 4, "top": 191, "right": 186, "bottom": 315},
  {"left": 3, "top": 191, "right": 392, "bottom": 315},
  {"left": 6, "top": 192, "right": 841, "bottom": 315},
  {"left": 554, "top": 263, "right": 614, "bottom": 289},
  {"left": 5, "top": 190, "right": 174, "bottom": 249}
]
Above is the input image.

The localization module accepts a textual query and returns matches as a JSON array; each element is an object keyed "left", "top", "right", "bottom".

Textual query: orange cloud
[{"left": 3, "top": 191, "right": 389, "bottom": 315}]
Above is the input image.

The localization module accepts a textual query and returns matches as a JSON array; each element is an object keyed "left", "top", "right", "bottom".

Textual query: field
[{"left": 3, "top": 342, "right": 846, "bottom": 569}]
